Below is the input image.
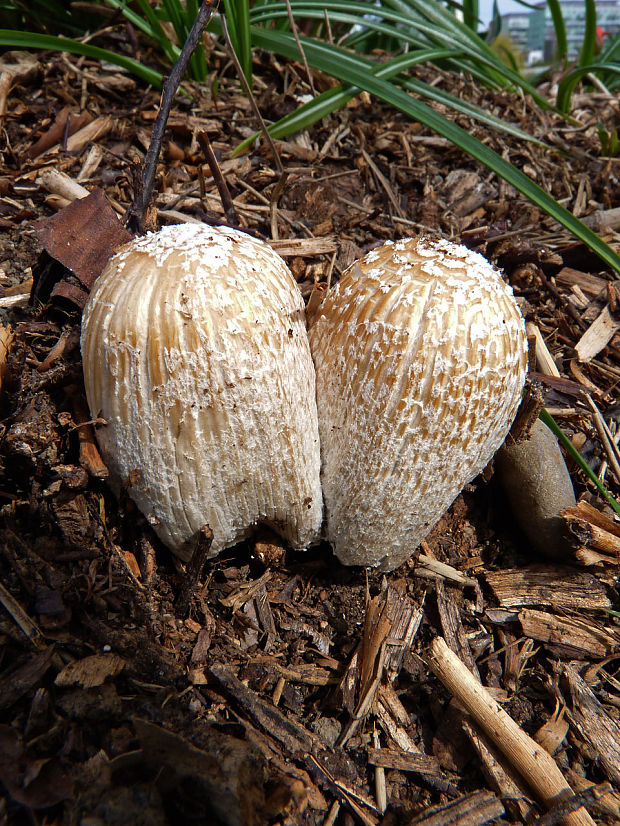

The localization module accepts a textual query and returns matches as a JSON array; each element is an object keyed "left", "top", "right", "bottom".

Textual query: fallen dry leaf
[{"left": 55, "top": 652, "right": 126, "bottom": 688}]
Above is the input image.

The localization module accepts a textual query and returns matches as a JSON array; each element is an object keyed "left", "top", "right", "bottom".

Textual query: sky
[{"left": 478, "top": 0, "right": 528, "bottom": 26}]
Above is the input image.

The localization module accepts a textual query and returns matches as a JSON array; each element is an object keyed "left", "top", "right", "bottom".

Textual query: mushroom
[
  {"left": 308, "top": 237, "right": 528, "bottom": 571},
  {"left": 81, "top": 223, "right": 323, "bottom": 560}
]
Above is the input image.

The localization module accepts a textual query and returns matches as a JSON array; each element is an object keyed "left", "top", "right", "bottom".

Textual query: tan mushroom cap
[
  {"left": 309, "top": 237, "right": 528, "bottom": 571},
  {"left": 81, "top": 223, "right": 323, "bottom": 560}
]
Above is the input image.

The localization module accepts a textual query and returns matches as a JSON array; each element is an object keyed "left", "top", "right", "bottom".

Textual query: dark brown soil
[{"left": 0, "top": 39, "right": 619, "bottom": 826}]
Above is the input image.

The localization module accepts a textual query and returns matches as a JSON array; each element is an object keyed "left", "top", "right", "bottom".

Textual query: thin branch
[
  {"left": 220, "top": 11, "right": 288, "bottom": 240},
  {"left": 126, "top": 0, "right": 219, "bottom": 234},
  {"left": 220, "top": 12, "right": 283, "bottom": 175},
  {"left": 175, "top": 526, "right": 214, "bottom": 618},
  {"left": 197, "top": 131, "right": 238, "bottom": 225},
  {"left": 284, "top": 0, "right": 315, "bottom": 94}
]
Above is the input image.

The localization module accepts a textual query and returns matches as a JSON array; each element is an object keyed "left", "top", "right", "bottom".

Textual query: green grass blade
[
  {"left": 579, "top": 0, "right": 597, "bottom": 68},
  {"left": 545, "top": 0, "right": 567, "bottom": 63},
  {"left": 599, "top": 29, "right": 620, "bottom": 63},
  {"left": 222, "top": 0, "right": 252, "bottom": 86},
  {"left": 160, "top": 0, "right": 188, "bottom": 46},
  {"left": 237, "top": 0, "right": 252, "bottom": 85},
  {"left": 0, "top": 29, "right": 163, "bottom": 86},
  {"left": 461, "top": 0, "right": 479, "bottom": 32},
  {"left": 379, "top": 0, "right": 520, "bottom": 76},
  {"left": 104, "top": 0, "right": 179, "bottom": 63},
  {"left": 539, "top": 408, "right": 620, "bottom": 518},
  {"left": 233, "top": 49, "right": 454, "bottom": 155},
  {"left": 557, "top": 63, "right": 620, "bottom": 113},
  {"left": 400, "top": 74, "right": 548, "bottom": 146},
  {"left": 250, "top": 26, "right": 620, "bottom": 274},
  {"left": 596, "top": 32, "right": 620, "bottom": 88},
  {"left": 249, "top": 2, "right": 551, "bottom": 110},
  {"left": 233, "top": 47, "right": 547, "bottom": 157}
]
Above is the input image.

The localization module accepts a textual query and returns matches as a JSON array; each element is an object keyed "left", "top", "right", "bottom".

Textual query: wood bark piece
[
  {"left": 582, "top": 206, "right": 620, "bottom": 232},
  {"left": 0, "top": 647, "right": 55, "bottom": 710},
  {"left": 562, "top": 500, "right": 620, "bottom": 562},
  {"left": 407, "top": 789, "right": 504, "bottom": 825},
  {"left": 436, "top": 579, "right": 479, "bottom": 678},
  {"left": 414, "top": 553, "right": 477, "bottom": 587},
  {"left": 306, "top": 754, "right": 379, "bottom": 826},
  {"left": 268, "top": 237, "right": 337, "bottom": 257},
  {"left": 0, "top": 325, "right": 13, "bottom": 392},
  {"left": 563, "top": 512, "right": 620, "bottom": 555},
  {"left": 519, "top": 608, "right": 617, "bottom": 659},
  {"left": 70, "top": 390, "right": 109, "bottom": 479},
  {"left": 560, "top": 665, "right": 620, "bottom": 787},
  {"left": 575, "top": 306, "right": 620, "bottom": 362},
  {"left": 0, "top": 581, "right": 47, "bottom": 650},
  {"left": 427, "top": 636, "right": 596, "bottom": 826},
  {"left": 27, "top": 107, "right": 93, "bottom": 159},
  {"left": 483, "top": 566, "right": 611, "bottom": 610},
  {"left": 555, "top": 268, "right": 609, "bottom": 299},
  {"left": 367, "top": 747, "right": 440, "bottom": 775},
  {"left": 37, "top": 168, "right": 90, "bottom": 202},
  {"left": 0, "top": 51, "right": 38, "bottom": 117},
  {"left": 566, "top": 768, "right": 620, "bottom": 821},
  {"left": 526, "top": 322, "right": 561, "bottom": 377},
  {"left": 462, "top": 720, "right": 537, "bottom": 822},
  {"left": 209, "top": 663, "right": 318, "bottom": 755}
]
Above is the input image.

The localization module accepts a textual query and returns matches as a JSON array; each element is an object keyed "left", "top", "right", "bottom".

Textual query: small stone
[{"left": 311, "top": 716, "right": 341, "bottom": 748}]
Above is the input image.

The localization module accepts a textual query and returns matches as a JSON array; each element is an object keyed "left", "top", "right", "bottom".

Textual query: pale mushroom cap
[
  {"left": 309, "top": 237, "right": 528, "bottom": 571},
  {"left": 81, "top": 223, "right": 323, "bottom": 560}
]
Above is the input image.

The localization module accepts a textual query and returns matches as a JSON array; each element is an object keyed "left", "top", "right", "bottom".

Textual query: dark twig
[
  {"left": 283, "top": 0, "right": 315, "bottom": 95},
  {"left": 219, "top": 13, "right": 282, "bottom": 176},
  {"left": 125, "top": 0, "right": 219, "bottom": 234},
  {"left": 505, "top": 380, "right": 544, "bottom": 444},
  {"left": 197, "top": 131, "right": 238, "bottom": 225},
  {"left": 175, "top": 526, "right": 214, "bottom": 618}
]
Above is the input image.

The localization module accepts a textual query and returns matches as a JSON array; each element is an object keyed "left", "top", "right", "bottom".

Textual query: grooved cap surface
[
  {"left": 81, "top": 224, "right": 323, "bottom": 560},
  {"left": 309, "top": 237, "right": 528, "bottom": 570}
]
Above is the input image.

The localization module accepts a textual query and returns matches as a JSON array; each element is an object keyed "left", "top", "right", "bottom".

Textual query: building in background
[
  {"left": 499, "top": 0, "right": 620, "bottom": 64},
  {"left": 498, "top": 10, "right": 531, "bottom": 52}
]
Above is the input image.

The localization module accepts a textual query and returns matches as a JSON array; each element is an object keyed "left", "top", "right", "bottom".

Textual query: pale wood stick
[
  {"left": 525, "top": 322, "right": 561, "bottom": 377},
  {"left": 427, "top": 637, "right": 595, "bottom": 826},
  {"left": 372, "top": 729, "right": 387, "bottom": 814},
  {"left": 38, "top": 168, "right": 90, "bottom": 202}
]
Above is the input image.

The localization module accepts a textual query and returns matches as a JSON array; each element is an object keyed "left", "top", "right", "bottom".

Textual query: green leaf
[
  {"left": 539, "top": 408, "right": 620, "bottom": 518},
  {"left": 557, "top": 63, "right": 620, "bottom": 113},
  {"left": 249, "top": 1, "right": 551, "bottom": 109},
  {"left": 579, "top": 0, "right": 597, "bottom": 69},
  {"left": 249, "top": 26, "right": 620, "bottom": 274},
  {"left": 0, "top": 29, "right": 163, "bottom": 86},
  {"left": 160, "top": 0, "right": 187, "bottom": 50},
  {"left": 234, "top": 48, "right": 548, "bottom": 156},
  {"left": 222, "top": 0, "right": 253, "bottom": 87},
  {"left": 461, "top": 0, "right": 479, "bottom": 32},
  {"left": 545, "top": 0, "right": 568, "bottom": 63},
  {"left": 105, "top": 0, "right": 179, "bottom": 63}
]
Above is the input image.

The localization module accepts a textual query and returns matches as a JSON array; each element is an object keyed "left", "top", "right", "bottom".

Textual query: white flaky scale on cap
[
  {"left": 81, "top": 223, "right": 323, "bottom": 561},
  {"left": 308, "top": 237, "right": 528, "bottom": 571}
]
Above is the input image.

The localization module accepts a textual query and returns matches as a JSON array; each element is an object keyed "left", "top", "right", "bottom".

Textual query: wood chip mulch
[{"left": 0, "top": 39, "right": 619, "bottom": 826}]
